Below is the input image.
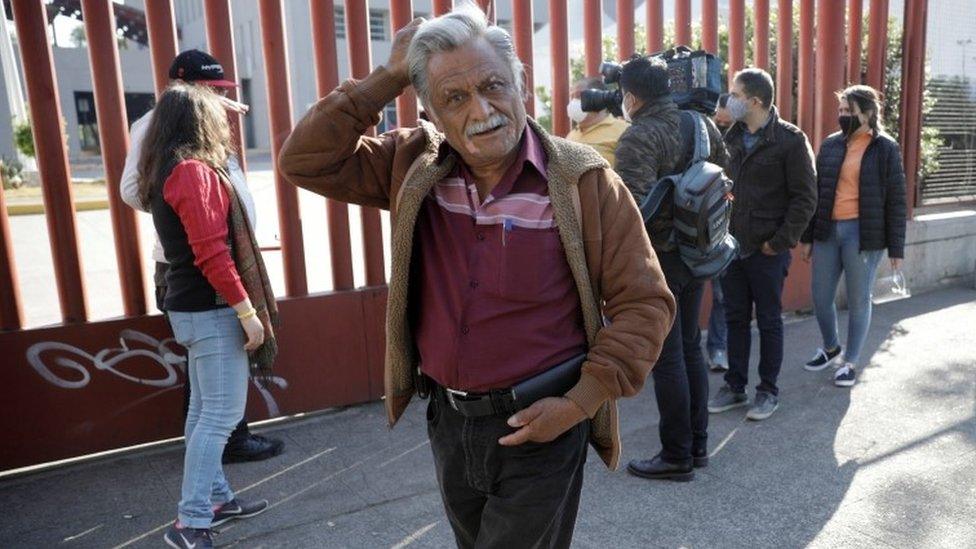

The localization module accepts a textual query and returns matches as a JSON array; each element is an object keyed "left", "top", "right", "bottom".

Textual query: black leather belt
[
  {"left": 423, "top": 353, "right": 587, "bottom": 418},
  {"left": 432, "top": 383, "right": 518, "bottom": 417}
]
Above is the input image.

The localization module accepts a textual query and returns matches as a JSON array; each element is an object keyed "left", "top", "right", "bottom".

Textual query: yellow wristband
[{"left": 237, "top": 308, "right": 257, "bottom": 320}]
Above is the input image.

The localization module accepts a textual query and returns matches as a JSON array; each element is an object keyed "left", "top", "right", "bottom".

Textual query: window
[
  {"left": 335, "top": 7, "right": 346, "bottom": 39},
  {"left": 369, "top": 9, "right": 389, "bottom": 41},
  {"left": 75, "top": 92, "right": 99, "bottom": 152}
]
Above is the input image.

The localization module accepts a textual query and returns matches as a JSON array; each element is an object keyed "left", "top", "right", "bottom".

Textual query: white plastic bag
[{"left": 873, "top": 269, "right": 911, "bottom": 304}]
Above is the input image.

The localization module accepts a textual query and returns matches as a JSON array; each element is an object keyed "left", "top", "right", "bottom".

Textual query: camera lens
[
  {"left": 580, "top": 88, "right": 623, "bottom": 117},
  {"left": 599, "top": 62, "right": 623, "bottom": 84}
]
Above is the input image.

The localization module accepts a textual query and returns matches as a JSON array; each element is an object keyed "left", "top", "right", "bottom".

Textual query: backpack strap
[
  {"left": 639, "top": 176, "right": 675, "bottom": 223},
  {"left": 689, "top": 111, "right": 711, "bottom": 164}
]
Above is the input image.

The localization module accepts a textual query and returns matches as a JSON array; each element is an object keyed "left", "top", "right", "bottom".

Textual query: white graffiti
[{"left": 26, "top": 329, "right": 287, "bottom": 416}]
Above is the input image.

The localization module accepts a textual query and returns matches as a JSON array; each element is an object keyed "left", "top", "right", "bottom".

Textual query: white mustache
[{"left": 465, "top": 114, "right": 509, "bottom": 137}]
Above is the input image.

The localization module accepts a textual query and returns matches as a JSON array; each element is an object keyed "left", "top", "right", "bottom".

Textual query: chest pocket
[{"left": 499, "top": 226, "right": 567, "bottom": 303}]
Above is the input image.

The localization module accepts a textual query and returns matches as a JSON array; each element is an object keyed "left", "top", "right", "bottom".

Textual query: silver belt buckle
[{"left": 445, "top": 387, "right": 468, "bottom": 411}]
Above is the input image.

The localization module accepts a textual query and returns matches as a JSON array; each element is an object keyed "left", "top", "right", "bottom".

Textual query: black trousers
[
  {"left": 426, "top": 390, "right": 589, "bottom": 549},
  {"left": 721, "top": 251, "right": 791, "bottom": 396},
  {"left": 156, "top": 262, "right": 251, "bottom": 444},
  {"left": 653, "top": 252, "right": 709, "bottom": 463}
]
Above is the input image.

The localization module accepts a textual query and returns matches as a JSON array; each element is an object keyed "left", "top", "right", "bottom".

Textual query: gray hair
[{"left": 407, "top": 2, "right": 524, "bottom": 107}]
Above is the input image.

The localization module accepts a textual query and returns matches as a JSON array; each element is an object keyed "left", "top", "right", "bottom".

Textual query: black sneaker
[
  {"left": 627, "top": 454, "right": 695, "bottom": 482},
  {"left": 834, "top": 363, "right": 857, "bottom": 387},
  {"left": 222, "top": 434, "right": 284, "bottom": 464},
  {"left": 804, "top": 346, "right": 842, "bottom": 371},
  {"left": 164, "top": 524, "right": 213, "bottom": 549},
  {"left": 211, "top": 497, "right": 270, "bottom": 527}
]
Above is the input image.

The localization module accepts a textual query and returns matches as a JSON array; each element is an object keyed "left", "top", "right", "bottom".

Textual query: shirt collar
[{"left": 442, "top": 123, "right": 549, "bottom": 189}]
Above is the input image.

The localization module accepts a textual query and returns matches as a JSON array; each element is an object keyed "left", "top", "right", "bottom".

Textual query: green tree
[{"left": 13, "top": 118, "right": 34, "bottom": 159}]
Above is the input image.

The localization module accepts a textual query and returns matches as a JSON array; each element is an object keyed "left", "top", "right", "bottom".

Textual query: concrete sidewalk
[{"left": 1, "top": 287, "right": 974, "bottom": 548}]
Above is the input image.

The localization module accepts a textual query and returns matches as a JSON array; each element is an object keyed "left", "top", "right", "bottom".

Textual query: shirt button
[
  {"left": 476, "top": 233, "right": 486, "bottom": 241},
  {"left": 461, "top": 326, "right": 470, "bottom": 335},
  {"left": 469, "top": 280, "right": 479, "bottom": 289}
]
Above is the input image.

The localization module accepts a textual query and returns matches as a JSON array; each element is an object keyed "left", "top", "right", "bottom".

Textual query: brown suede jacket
[{"left": 279, "top": 66, "right": 675, "bottom": 469}]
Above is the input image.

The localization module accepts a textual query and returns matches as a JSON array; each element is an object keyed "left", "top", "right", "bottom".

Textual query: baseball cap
[{"left": 168, "top": 49, "right": 237, "bottom": 88}]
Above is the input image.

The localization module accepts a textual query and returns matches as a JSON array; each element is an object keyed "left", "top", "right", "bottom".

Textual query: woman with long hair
[
  {"left": 140, "top": 82, "right": 278, "bottom": 549},
  {"left": 800, "top": 85, "right": 907, "bottom": 388}
]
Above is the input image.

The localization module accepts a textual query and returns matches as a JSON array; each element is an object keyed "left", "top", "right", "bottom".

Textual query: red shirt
[
  {"left": 163, "top": 160, "right": 247, "bottom": 306},
  {"left": 412, "top": 127, "right": 587, "bottom": 391}
]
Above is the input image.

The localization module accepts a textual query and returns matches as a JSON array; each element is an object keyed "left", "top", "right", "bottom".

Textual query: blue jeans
[
  {"left": 722, "top": 251, "right": 791, "bottom": 396},
  {"left": 811, "top": 219, "right": 884, "bottom": 365},
  {"left": 168, "top": 307, "right": 249, "bottom": 528},
  {"left": 706, "top": 277, "right": 727, "bottom": 355}
]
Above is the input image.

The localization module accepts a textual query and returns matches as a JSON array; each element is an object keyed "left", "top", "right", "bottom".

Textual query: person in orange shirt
[{"left": 800, "top": 85, "right": 907, "bottom": 387}]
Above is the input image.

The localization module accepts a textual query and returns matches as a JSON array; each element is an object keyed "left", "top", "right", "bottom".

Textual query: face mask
[
  {"left": 838, "top": 115, "right": 860, "bottom": 137},
  {"left": 621, "top": 94, "right": 632, "bottom": 123},
  {"left": 726, "top": 96, "right": 750, "bottom": 122},
  {"left": 567, "top": 99, "right": 587, "bottom": 124}
]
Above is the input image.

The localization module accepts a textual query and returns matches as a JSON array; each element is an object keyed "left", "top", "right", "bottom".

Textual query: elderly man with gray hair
[{"left": 280, "top": 4, "right": 674, "bottom": 546}]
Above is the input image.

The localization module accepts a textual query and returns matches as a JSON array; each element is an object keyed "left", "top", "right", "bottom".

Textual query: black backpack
[{"left": 639, "top": 111, "right": 738, "bottom": 279}]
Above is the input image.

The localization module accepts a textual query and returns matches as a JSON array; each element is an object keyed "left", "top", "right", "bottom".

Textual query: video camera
[{"left": 579, "top": 61, "right": 627, "bottom": 118}]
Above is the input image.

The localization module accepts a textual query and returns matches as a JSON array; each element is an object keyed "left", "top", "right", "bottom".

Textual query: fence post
[
  {"left": 776, "top": 0, "right": 794, "bottom": 122},
  {"left": 513, "top": 0, "right": 536, "bottom": 115},
  {"left": 0, "top": 185, "right": 22, "bottom": 330},
  {"left": 143, "top": 0, "right": 178, "bottom": 97},
  {"left": 702, "top": 0, "right": 718, "bottom": 53},
  {"left": 549, "top": 0, "right": 570, "bottom": 137},
  {"left": 866, "top": 0, "right": 889, "bottom": 91},
  {"left": 847, "top": 0, "right": 863, "bottom": 84},
  {"left": 754, "top": 0, "right": 770, "bottom": 69},
  {"left": 675, "top": 0, "right": 691, "bottom": 47},
  {"left": 583, "top": 0, "right": 603, "bottom": 77},
  {"left": 345, "top": 0, "right": 387, "bottom": 287},
  {"left": 11, "top": 0, "right": 88, "bottom": 324},
  {"left": 646, "top": 0, "right": 663, "bottom": 53},
  {"left": 259, "top": 0, "right": 309, "bottom": 296},
  {"left": 728, "top": 0, "right": 745, "bottom": 89},
  {"left": 80, "top": 0, "right": 146, "bottom": 317},
  {"left": 204, "top": 0, "right": 248, "bottom": 173},
  {"left": 798, "top": 0, "right": 816, "bottom": 138},
  {"left": 815, "top": 0, "right": 847, "bottom": 150},
  {"left": 899, "top": 0, "right": 928, "bottom": 215}
]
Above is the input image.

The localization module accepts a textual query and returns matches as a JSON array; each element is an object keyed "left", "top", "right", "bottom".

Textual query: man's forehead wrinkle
[{"left": 429, "top": 59, "right": 508, "bottom": 95}]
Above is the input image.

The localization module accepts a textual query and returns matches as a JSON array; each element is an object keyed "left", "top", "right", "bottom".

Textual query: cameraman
[
  {"left": 615, "top": 56, "right": 728, "bottom": 482},
  {"left": 566, "top": 77, "right": 630, "bottom": 165}
]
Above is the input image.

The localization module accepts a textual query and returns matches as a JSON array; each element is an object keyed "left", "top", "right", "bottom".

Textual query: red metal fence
[{"left": 0, "top": 0, "right": 929, "bottom": 472}]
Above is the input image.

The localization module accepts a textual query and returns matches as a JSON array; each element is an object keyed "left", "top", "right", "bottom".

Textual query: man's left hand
[
  {"left": 498, "top": 397, "right": 587, "bottom": 446},
  {"left": 761, "top": 241, "right": 778, "bottom": 256}
]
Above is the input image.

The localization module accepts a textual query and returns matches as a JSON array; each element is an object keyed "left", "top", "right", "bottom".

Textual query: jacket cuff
[
  {"left": 353, "top": 66, "right": 410, "bottom": 113},
  {"left": 564, "top": 371, "right": 610, "bottom": 419},
  {"left": 888, "top": 246, "right": 904, "bottom": 259}
]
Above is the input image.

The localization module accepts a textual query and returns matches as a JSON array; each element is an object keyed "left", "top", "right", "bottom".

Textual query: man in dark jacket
[
  {"left": 707, "top": 68, "right": 816, "bottom": 421},
  {"left": 614, "top": 56, "right": 728, "bottom": 481}
]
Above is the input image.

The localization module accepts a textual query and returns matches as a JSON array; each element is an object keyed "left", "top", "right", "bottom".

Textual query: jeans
[
  {"left": 722, "top": 251, "right": 791, "bottom": 396},
  {"left": 811, "top": 219, "right": 884, "bottom": 365},
  {"left": 653, "top": 252, "right": 709, "bottom": 463},
  {"left": 427, "top": 389, "right": 589, "bottom": 549},
  {"left": 168, "top": 307, "right": 249, "bottom": 528},
  {"left": 706, "top": 277, "right": 727, "bottom": 356},
  {"left": 158, "top": 261, "right": 251, "bottom": 446}
]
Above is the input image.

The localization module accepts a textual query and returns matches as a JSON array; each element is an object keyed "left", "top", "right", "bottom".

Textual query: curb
[{"left": 6, "top": 197, "right": 110, "bottom": 216}]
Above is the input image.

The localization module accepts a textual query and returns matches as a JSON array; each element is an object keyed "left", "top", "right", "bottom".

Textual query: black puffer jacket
[
  {"left": 801, "top": 130, "right": 907, "bottom": 258},
  {"left": 724, "top": 106, "right": 817, "bottom": 256},
  {"left": 614, "top": 96, "right": 728, "bottom": 251}
]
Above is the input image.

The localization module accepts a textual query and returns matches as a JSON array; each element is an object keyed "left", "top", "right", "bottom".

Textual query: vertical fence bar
[
  {"left": 80, "top": 0, "right": 146, "bottom": 317},
  {"left": 815, "top": 0, "right": 846, "bottom": 150},
  {"left": 754, "top": 0, "right": 770, "bottom": 69},
  {"left": 12, "top": 0, "right": 88, "bottom": 324},
  {"left": 776, "top": 0, "right": 794, "bottom": 121},
  {"left": 433, "top": 0, "right": 452, "bottom": 16},
  {"left": 477, "top": 0, "right": 494, "bottom": 23},
  {"left": 798, "top": 0, "right": 815, "bottom": 138},
  {"left": 204, "top": 0, "right": 247, "bottom": 172},
  {"left": 866, "top": 0, "right": 888, "bottom": 91},
  {"left": 847, "top": 0, "right": 863, "bottom": 84},
  {"left": 616, "top": 0, "right": 635, "bottom": 60},
  {"left": 675, "top": 0, "right": 691, "bottom": 47},
  {"left": 345, "top": 0, "right": 387, "bottom": 287},
  {"left": 646, "top": 0, "right": 663, "bottom": 53},
  {"left": 390, "top": 0, "right": 418, "bottom": 125},
  {"left": 728, "top": 0, "right": 745, "bottom": 88},
  {"left": 702, "top": 0, "right": 718, "bottom": 53},
  {"left": 583, "top": 0, "right": 603, "bottom": 76},
  {"left": 899, "top": 0, "right": 928, "bottom": 215},
  {"left": 0, "top": 185, "right": 22, "bottom": 330},
  {"left": 259, "top": 0, "right": 309, "bottom": 296},
  {"left": 143, "top": 0, "right": 178, "bottom": 97},
  {"left": 309, "top": 0, "right": 355, "bottom": 291},
  {"left": 512, "top": 0, "right": 535, "bottom": 115},
  {"left": 549, "top": 0, "right": 570, "bottom": 136}
]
